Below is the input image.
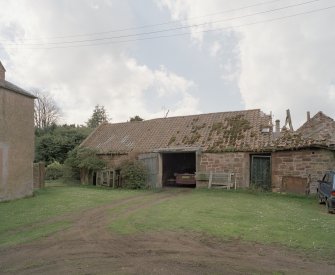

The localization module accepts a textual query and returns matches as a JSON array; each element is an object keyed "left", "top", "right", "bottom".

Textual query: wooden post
[
  {"left": 208, "top": 171, "right": 213, "bottom": 189},
  {"left": 112, "top": 170, "right": 116, "bottom": 188}
]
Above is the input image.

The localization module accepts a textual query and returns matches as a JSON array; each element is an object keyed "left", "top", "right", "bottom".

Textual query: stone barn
[
  {"left": 0, "top": 61, "right": 36, "bottom": 201},
  {"left": 271, "top": 112, "right": 335, "bottom": 194},
  {"left": 81, "top": 109, "right": 275, "bottom": 189},
  {"left": 81, "top": 109, "right": 335, "bottom": 194}
]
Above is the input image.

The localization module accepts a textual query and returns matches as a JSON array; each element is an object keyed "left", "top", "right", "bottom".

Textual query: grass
[
  {"left": 0, "top": 180, "right": 141, "bottom": 247},
  {"left": 1, "top": 183, "right": 334, "bottom": 258},
  {"left": 110, "top": 189, "right": 335, "bottom": 258}
]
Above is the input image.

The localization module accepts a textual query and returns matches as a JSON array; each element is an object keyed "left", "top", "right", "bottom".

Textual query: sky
[{"left": 0, "top": 0, "right": 334, "bottom": 129}]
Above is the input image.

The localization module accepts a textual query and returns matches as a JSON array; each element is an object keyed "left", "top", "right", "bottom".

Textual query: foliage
[
  {"left": 86, "top": 105, "right": 109, "bottom": 128},
  {"left": 0, "top": 184, "right": 140, "bottom": 247},
  {"left": 32, "top": 89, "right": 61, "bottom": 129},
  {"left": 120, "top": 160, "right": 148, "bottom": 189},
  {"left": 35, "top": 124, "right": 92, "bottom": 164},
  {"left": 129, "top": 115, "right": 144, "bottom": 122},
  {"left": 65, "top": 147, "right": 106, "bottom": 171},
  {"left": 45, "top": 161, "right": 64, "bottom": 180}
]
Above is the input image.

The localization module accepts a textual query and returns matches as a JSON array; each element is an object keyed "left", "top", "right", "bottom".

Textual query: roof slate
[
  {"left": 0, "top": 80, "right": 35, "bottom": 99},
  {"left": 81, "top": 109, "right": 274, "bottom": 154}
]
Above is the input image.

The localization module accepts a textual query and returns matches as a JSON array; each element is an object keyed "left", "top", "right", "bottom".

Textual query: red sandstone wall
[
  {"left": 272, "top": 149, "right": 335, "bottom": 193},
  {"left": 199, "top": 152, "right": 250, "bottom": 188}
]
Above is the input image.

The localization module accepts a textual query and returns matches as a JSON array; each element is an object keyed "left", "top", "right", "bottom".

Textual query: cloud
[
  {"left": 156, "top": 0, "right": 335, "bottom": 127},
  {"left": 0, "top": 0, "right": 199, "bottom": 124}
]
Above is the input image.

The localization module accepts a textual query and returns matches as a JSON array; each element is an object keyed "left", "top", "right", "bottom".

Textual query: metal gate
[
  {"left": 138, "top": 153, "right": 159, "bottom": 188},
  {"left": 250, "top": 155, "right": 271, "bottom": 190}
]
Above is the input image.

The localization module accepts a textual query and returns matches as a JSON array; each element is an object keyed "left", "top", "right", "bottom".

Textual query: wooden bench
[{"left": 195, "top": 171, "right": 236, "bottom": 190}]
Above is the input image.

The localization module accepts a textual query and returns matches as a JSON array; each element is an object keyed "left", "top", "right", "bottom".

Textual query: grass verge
[
  {"left": 110, "top": 189, "right": 335, "bottom": 258},
  {"left": 0, "top": 181, "right": 141, "bottom": 247}
]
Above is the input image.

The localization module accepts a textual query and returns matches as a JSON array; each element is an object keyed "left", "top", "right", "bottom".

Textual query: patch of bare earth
[{"left": 0, "top": 190, "right": 334, "bottom": 274}]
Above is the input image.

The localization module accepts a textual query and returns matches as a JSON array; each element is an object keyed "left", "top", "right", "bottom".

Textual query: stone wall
[
  {"left": 0, "top": 88, "right": 35, "bottom": 201},
  {"left": 99, "top": 154, "right": 131, "bottom": 169},
  {"left": 199, "top": 152, "right": 250, "bottom": 188},
  {"left": 272, "top": 149, "right": 335, "bottom": 193}
]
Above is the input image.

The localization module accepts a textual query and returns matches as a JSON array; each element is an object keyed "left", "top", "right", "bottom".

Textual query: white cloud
[
  {"left": 156, "top": 0, "right": 335, "bottom": 127},
  {"left": 0, "top": 0, "right": 200, "bottom": 124},
  {"left": 210, "top": 41, "right": 221, "bottom": 57}
]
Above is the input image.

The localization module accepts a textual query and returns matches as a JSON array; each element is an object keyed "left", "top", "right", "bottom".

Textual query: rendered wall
[{"left": 0, "top": 88, "right": 34, "bottom": 201}]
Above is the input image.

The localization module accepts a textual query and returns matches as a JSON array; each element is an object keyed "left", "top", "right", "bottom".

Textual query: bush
[
  {"left": 120, "top": 161, "right": 148, "bottom": 189},
  {"left": 45, "top": 161, "right": 64, "bottom": 180}
]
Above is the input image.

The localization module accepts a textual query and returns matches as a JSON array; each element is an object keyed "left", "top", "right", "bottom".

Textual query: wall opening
[
  {"left": 250, "top": 154, "right": 271, "bottom": 190},
  {"left": 162, "top": 152, "right": 196, "bottom": 188}
]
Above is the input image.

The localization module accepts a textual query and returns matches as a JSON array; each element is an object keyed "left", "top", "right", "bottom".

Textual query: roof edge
[
  {"left": 0, "top": 80, "right": 36, "bottom": 99},
  {"left": 80, "top": 122, "right": 108, "bottom": 147}
]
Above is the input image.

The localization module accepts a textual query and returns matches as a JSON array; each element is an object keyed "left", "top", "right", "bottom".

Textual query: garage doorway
[{"left": 162, "top": 152, "right": 196, "bottom": 188}]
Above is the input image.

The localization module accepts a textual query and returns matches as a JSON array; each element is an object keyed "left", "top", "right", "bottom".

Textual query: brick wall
[
  {"left": 199, "top": 152, "right": 250, "bottom": 187},
  {"left": 0, "top": 88, "right": 34, "bottom": 201},
  {"left": 272, "top": 149, "right": 335, "bottom": 193}
]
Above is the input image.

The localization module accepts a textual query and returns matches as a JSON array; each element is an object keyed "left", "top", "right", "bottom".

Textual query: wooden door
[
  {"left": 138, "top": 153, "right": 159, "bottom": 188},
  {"left": 251, "top": 155, "right": 271, "bottom": 190}
]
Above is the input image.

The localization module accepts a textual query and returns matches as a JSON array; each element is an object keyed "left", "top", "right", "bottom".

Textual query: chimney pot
[{"left": 307, "top": 111, "right": 311, "bottom": 121}]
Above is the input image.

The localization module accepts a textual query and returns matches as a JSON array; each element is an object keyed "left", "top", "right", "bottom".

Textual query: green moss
[{"left": 168, "top": 136, "right": 176, "bottom": 146}]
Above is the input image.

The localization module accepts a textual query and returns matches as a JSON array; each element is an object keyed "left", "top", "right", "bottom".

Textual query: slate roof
[
  {"left": 0, "top": 80, "right": 36, "bottom": 99},
  {"left": 272, "top": 112, "right": 335, "bottom": 150},
  {"left": 0, "top": 61, "right": 35, "bottom": 99},
  {"left": 81, "top": 109, "right": 274, "bottom": 154}
]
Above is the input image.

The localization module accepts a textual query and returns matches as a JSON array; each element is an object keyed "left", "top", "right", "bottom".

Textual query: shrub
[
  {"left": 120, "top": 161, "right": 148, "bottom": 189},
  {"left": 64, "top": 147, "right": 106, "bottom": 184},
  {"left": 45, "top": 161, "right": 64, "bottom": 180}
]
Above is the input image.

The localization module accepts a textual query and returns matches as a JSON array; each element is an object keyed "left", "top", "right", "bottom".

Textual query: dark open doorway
[
  {"left": 250, "top": 154, "right": 271, "bottom": 190},
  {"left": 162, "top": 152, "right": 196, "bottom": 188}
]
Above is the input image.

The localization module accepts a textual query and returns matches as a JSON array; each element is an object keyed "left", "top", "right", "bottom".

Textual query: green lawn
[
  {"left": 110, "top": 189, "right": 335, "bottom": 258},
  {"left": 1, "top": 183, "right": 334, "bottom": 259},
  {"left": 0, "top": 181, "right": 140, "bottom": 246}
]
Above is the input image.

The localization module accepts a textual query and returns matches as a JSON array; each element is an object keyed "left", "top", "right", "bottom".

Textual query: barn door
[
  {"left": 251, "top": 155, "right": 271, "bottom": 190},
  {"left": 138, "top": 153, "right": 159, "bottom": 188}
]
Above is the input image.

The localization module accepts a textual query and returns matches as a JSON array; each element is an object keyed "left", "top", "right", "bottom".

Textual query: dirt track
[{"left": 0, "top": 190, "right": 334, "bottom": 274}]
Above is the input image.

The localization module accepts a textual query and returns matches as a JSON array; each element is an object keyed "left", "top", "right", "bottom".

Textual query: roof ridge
[{"left": 103, "top": 109, "right": 262, "bottom": 126}]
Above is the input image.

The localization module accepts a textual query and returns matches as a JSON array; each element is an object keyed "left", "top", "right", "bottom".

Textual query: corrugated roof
[
  {"left": 81, "top": 109, "right": 274, "bottom": 154},
  {"left": 0, "top": 80, "right": 36, "bottom": 99}
]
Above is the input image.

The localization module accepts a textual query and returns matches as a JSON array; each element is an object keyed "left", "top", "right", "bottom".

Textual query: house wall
[
  {"left": 272, "top": 149, "right": 335, "bottom": 194},
  {"left": 199, "top": 152, "right": 250, "bottom": 188},
  {"left": 0, "top": 88, "right": 35, "bottom": 201}
]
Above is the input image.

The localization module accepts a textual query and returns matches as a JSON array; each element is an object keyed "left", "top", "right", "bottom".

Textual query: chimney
[
  {"left": 275, "top": 119, "right": 280, "bottom": 133},
  {"left": 0, "top": 61, "right": 5, "bottom": 82},
  {"left": 307, "top": 111, "right": 311, "bottom": 121}
]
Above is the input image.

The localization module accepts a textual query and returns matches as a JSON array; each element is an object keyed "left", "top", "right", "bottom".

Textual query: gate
[
  {"left": 250, "top": 155, "right": 271, "bottom": 190},
  {"left": 138, "top": 153, "right": 159, "bottom": 188}
]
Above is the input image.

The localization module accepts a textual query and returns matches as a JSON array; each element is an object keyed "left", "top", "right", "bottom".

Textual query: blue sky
[{"left": 0, "top": 0, "right": 334, "bottom": 129}]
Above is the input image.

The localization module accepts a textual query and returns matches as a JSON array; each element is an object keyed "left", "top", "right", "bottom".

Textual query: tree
[
  {"left": 32, "top": 89, "right": 61, "bottom": 129},
  {"left": 65, "top": 147, "right": 106, "bottom": 184},
  {"left": 86, "top": 105, "right": 109, "bottom": 128},
  {"left": 129, "top": 115, "right": 144, "bottom": 122},
  {"left": 35, "top": 124, "right": 92, "bottom": 164}
]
